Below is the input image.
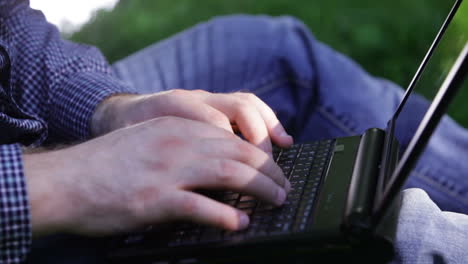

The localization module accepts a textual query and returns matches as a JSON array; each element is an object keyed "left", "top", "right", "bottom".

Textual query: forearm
[{"left": 1, "top": 2, "right": 137, "bottom": 143}]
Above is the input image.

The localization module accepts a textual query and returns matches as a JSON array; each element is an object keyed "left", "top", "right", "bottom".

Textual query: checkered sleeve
[
  {"left": 2, "top": 1, "right": 137, "bottom": 143},
  {"left": 48, "top": 71, "right": 135, "bottom": 141},
  {"left": 0, "top": 144, "right": 30, "bottom": 264},
  {"left": 0, "top": 1, "right": 136, "bottom": 262}
]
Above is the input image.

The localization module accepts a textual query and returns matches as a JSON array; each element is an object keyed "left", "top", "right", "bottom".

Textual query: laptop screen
[
  {"left": 372, "top": 0, "right": 468, "bottom": 222},
  {"left": 393, "top": 0, "right": 468, "bottom": 152}
]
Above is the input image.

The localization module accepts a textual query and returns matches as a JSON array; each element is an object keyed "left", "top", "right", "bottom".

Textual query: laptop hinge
[{"left": 343, "top": 128, "right": 385, "bottom": 237}]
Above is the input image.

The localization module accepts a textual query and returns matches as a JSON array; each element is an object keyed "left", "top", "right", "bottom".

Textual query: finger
[
  {"left": 204, "top": 94, "right": 273, "bottom": 154},
  {"left": 161, "top": 191, "right": 249, "bottom": 231},
  {"left": 147, "top": 116, "right": 237, "bottom": 140},
  {"left": 181, "top": 159, "right": 287, "bottom": 206},
  {"left": 239, "top": 93, "right": 293, "bottom": 148},
  {"left": 196, "top": 138, "right": 289, "bottom": 190},
  {"left": 168, "top": 97, "right": 234, "bottom": 134}
]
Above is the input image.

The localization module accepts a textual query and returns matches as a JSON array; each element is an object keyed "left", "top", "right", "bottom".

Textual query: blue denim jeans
[{"left": 30, "top": 15, "right": 468, "bottom": 263}]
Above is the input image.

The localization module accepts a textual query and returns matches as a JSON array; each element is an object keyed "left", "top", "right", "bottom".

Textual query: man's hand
[
  {"left": 91, "top": 90, "right": 293, "bottom": 154},
  {"left": 24, "top": 117, "right": 290, "bottom": 237}
]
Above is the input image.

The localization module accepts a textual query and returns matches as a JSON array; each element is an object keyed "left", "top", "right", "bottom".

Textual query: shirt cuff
[
  {"left": 48, "top": 72, "right": 137, "bottom": 142},
  {"left": 0, "top": 144, "right": 31, "bottom": 263}
]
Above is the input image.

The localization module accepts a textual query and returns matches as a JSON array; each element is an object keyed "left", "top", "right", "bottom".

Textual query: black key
[
  {"left": 277, "top": 159, "right": 294, "bottom": 167},
  {"left": 237, "top": 200, "right": 256, "bottom": 209},
  {"left": 256, "top": 203, "right": 274, "bottom": 212},
  {"left": 224, "top": 230, "right": 247, "bottom": 242},
  {"left": 240, "top": 208, "right": 254, "bottom": 215},
  {"left": 269, "top": 222, "right": 285, "bottom": 234},
  {"left": 222, "top": 193, "right": 240, "bottom": 201},
  {"left": 200, "top": 228, "right": 222, "bottom": 243},
  {"left": 124, "top": 234, "right": 145, "bottom": 245},
  {"left": 239, "top": 195, "right": 256, "bottom": 202}
]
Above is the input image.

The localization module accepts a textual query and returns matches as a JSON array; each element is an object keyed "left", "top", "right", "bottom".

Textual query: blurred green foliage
[{"left": 70, "top": 0, "right": 468, "bottom": 125}]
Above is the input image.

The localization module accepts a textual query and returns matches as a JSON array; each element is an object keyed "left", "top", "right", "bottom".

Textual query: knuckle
[
  {"left": 154, "top": 116, "right": 180, "bottom": 126},
  {"left": 244, "top": 92, "right": 257, "bottom": 101},
  {"left": 194, "top": 89, "right": 209, "bottom": 95},
  {"left": 215, "top": 159, "right": 237, "bottom": 183},
  {"left": 156, "top": 135, "right": 187, "bottom": 152},
  {"left": 233, "top": 99, "right": 251, "bottom": 114},
  {"left": 236, "top": 92, "right": 257, "bottom": 102},
  {"left": 236, "top": 142, "right": 256, "bottom": 159},
  {"left": 207, "top": 110, "right": 229, "bottom": 126},
  {"left": 127, "top": 187, "right": 160, "bottom": 222},
  {"left": 169, "top": 89, "right": 186, "bottom": 96}
]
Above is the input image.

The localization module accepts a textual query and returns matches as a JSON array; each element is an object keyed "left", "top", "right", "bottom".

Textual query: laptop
[{"left": 108, "top": 0, "right": 468, "bottom": 262}]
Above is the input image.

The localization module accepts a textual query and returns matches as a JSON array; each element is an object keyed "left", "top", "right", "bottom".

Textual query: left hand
[{"left": 91, "top": 89, "right": 293, "bottom": 154}]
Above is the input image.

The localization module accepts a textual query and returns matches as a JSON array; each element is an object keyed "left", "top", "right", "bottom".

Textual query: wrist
[
  {"left": 23, "top": 150, "right": 73, "bottom": 237},
  {"left": 91, "top": 93, "right": 137, "bottom": 137}
]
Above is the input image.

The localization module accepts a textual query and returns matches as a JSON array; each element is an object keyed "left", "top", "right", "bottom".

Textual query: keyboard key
[
  {"left": 238, "top": 201, "right": 256, "bottom": 209},
  {"left": 240, "top": 208, "right": 254, "bottom": 215},
  {"left": 239, "top": 195, "right": 256, "bottom": 202},
  {"left": 222, "top": 193, "right": 240, "bottom": 201},
  {"left": 200, "top": 229, "right": 222, "bottom": 243}
]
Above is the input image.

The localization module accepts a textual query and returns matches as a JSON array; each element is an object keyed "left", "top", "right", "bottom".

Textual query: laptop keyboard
[{"left": 122, "top": 139, "right": 335, "bottom": 247}]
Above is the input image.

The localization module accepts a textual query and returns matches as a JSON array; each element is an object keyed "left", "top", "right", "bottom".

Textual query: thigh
[
  {"left": 393, "top": 188, "right": 468, "bottom": 263},
  {"left": 111, "top": 15, "right": 400, "bottom": 142},
  {"left": 111, "top": 15, "right": 313, "bottom": 138},
  {"left": 404, "top": 115, "right": 468, "bottom": 214}
]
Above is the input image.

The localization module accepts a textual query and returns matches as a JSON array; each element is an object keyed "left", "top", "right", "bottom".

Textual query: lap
[{"left": 394, "top": 188, "right": 468, "bottom": 263}]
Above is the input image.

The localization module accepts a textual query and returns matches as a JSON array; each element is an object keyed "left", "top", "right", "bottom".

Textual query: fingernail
[
  {"left": 276, "top": 188, "right": 287, "bottom": 206},
  {"left": 273, "top": 125, "right": 288, "bottom": 137},
  {"left": 285, "top": 180, "right": 291, "bottom": 193},
  {"left": 280, "top": 131, "right": 290, "bottom": 137},
  {"left": 268, "top": 151, "right": 274, "bottom": 160},
  {"left": 238, "top": 213, "right": 250, "bottom": 230},
  {"left": 283, "top": 134, "right": 294, "bottom": 144}
]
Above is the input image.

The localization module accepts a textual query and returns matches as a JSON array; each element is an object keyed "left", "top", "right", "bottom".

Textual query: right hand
[{"left": 24, "top": 117, "right": 290, "bottom": 237}]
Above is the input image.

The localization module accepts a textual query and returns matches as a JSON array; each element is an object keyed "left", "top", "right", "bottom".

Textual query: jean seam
[
  {"left": 316, "top": 106, "right": 357, "bottom": 136},
  {"left": 241, "top": 71, "right": 290, "bottom": 95},
  {"left": 412, "top": 170, "right": 468, "bottom": 207},
  {"left": 250, "top": 76, "right": 360, "bottom": 137}
]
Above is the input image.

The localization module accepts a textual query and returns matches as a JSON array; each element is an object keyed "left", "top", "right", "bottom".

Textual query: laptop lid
[
  {"left": 372, "top": 0, "right": 468, "bottom": 224},
  {"left": 376, "top": 0, "right": 462, "bottom": 200}
]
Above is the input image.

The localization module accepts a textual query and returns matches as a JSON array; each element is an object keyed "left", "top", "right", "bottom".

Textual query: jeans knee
[
  {"left": 207, "top": 14, "right": 312, "bottom": 47},
  {"left": 199, "top": 15, "right": 316, "bottom": 81}
]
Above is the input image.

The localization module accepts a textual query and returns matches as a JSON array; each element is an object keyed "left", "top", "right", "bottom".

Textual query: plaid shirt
[{"left": 0, "top": 0, "right": 134, "bottom": 263}]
